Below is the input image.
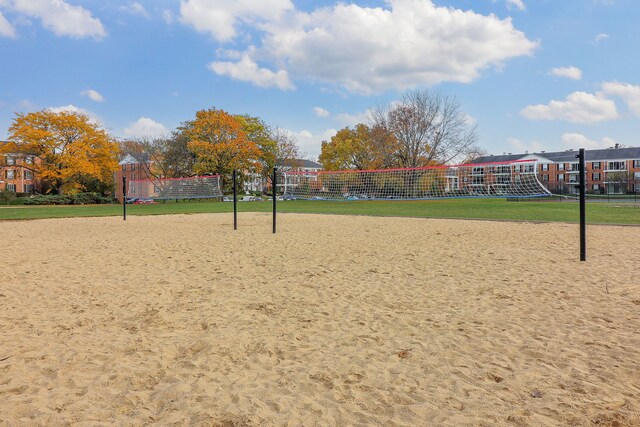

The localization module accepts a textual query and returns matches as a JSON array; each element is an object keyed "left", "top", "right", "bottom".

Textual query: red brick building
[
  {"left": 473, "top": 146, "right": 640, "bottom": 195},
  {"left": 1, "top": 143, "right": 37, "bottom": 194}
]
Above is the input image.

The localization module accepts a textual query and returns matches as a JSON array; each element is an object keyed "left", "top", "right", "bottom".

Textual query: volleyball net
[
  {"left": 282, "top": 160, "right": 551, "bottom": 200},
  {"left": 127, "top": 175, "right": 223, "bottom": 201}
]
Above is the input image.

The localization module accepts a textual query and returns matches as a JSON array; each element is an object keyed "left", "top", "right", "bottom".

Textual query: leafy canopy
[{"left": 4, "top": 110, "right": 119, "bottom": 194}]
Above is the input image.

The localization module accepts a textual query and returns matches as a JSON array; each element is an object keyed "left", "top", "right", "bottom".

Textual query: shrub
[
  {"left": 22, "top": 193, "right": 115, "bottom": 205},
  {"left": 0, "top": 189, "right": 17, "bottom": 205}
]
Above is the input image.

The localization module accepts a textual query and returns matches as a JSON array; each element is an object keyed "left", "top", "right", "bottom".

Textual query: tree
[
  {"left": 179, "top": 108, "right": 262, "bottom": 190},
  {"left": 3, "top": 110, "right": 119, "bottom": 194},
  {"left": 120, "top": 133, "right": 194, "bottom": 181},
  {"left": 461, "top": 146, "right": 489, "bottom": 164},
  {"left": 319, "top": 124, "right": 398, "bottom": 171},
  {"left": 0, "top": 188, "right": 16, "bottom": 205},
  {"left": 607, "top": 171, "right": 633, "bottom": 194},
  {"left": 371, "top": 89, "right": 477, "bottom": 168}
]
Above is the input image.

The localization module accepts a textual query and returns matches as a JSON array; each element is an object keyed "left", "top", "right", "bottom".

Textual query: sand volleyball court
[{"left": 1, "top": 213, "right": 639, "bottom": 426}]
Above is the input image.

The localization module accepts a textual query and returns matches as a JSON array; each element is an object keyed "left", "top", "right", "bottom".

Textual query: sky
[{"left": 1, "top": 0, "right": 639, "bottom": 161}]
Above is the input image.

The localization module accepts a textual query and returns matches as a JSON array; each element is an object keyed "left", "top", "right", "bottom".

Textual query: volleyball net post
[
  {"left": 233, "top": 170, "right": 238, "bottom": 231},
  {"left": 273, "top": 167, "right": 277, "bottom": 234},
  {"left": 122, "top": 176, "right": 127, "bottom": 221},
  {"left": 577, "top": 148, "right": 586, "bottom": 262}
]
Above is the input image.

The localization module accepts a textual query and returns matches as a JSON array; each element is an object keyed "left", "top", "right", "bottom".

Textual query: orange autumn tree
[
  {"left": 4, "top": 110, "right": 119, "bottom": 194},
  {"left": 180, "top": 108, "right": 262, "bottom": 190}
]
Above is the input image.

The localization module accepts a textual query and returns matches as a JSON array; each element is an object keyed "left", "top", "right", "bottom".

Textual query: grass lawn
[{"left": 0, "top": 198, "right": 638, "bottom": 225}]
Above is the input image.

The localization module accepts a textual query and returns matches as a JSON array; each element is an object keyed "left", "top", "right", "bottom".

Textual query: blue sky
[{"left": 1, "top": 0, "right": 639, "bottom": 161}]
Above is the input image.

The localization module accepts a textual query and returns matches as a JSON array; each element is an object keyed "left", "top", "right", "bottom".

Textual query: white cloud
[
  {"left": 334, "top": 110, "right": 374, "bottom": 127},
  {"left": 46, "top": 104, "right": 102, "bottom": 125},
  {"left": 180, "top": 0, "right": 294, "bottom": 43},
  {"left": 284, "top": 128, "right": 337, "bottom": 159},
  {"left": 186, "top": 0, "right": 537, "bottom": 94},
  {"left": 2, "top": 0, "right": 106, "bottom": 39},
  {"left": 209, "top": 54, "right": 295, "bottom": 90},
  {"left": 0, "top": 11, "right": 16, "bottom": 37},
  {"left": 594, "top": 33, "right": 609, "bottom": 44},
  {"left": 120, "top": 2, "right": 149, "bottom": 19},
  {"left": 124, "top": 117, "right": 169, "bottom": 138},
  {"left": 313, "top": 107, "right": 330, "bottom": 118},
  {"left": 80, "top": 89, "right": 104, "bottom": 103},
  {"left": 602, "top": 81, "right": 640, "bottom": 117},
  {"left": 507, "top": 137, "right": 544, "bottom": 153},
  {"left": 520, "top": 92, "right": 618, "bottom": 124},
  {"left": 549, "top": 66, "right": 582, "bottom": 80},
  {"left": 464, "top": 113, "right": 478, "bottom": 126},
  {"left": 506, "top": 0, "right": 526, "bottom": 11},
  {"left": 561, "top": 133, "right": 615, "bottom": 150},
  {"left": 162, "top": 10, "right": 175, "bottom": 25}
]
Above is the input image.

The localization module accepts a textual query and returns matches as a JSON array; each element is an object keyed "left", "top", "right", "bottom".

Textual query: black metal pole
[
  {"left": 122, "top": 176, "right": 127, "bottom": 221},
  {"left": 577, "top": 148, "right": 586, "bottom": 261},
  {"left": 272, "top": 167, "right": 277, "bottom": 234},
  {"left": 233, "top": 170, "right": 238, "bottom": 230}
]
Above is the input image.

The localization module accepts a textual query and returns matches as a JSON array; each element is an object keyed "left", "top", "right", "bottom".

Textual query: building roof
[
  {"left": 281, "top": 158, "right": 322, "bottom": 169},
  {"left": 472, "top": 146, "right": 640, "bottom": 164}
]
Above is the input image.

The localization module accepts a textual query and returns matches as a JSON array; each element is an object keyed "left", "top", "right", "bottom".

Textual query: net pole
[
  {"left": 233, "top": 170, "right": 238, "bottom": 230},
  {"left": 273, "top": 167, "right": 277, "bottom": 234},
  {"left": 577, "top": 148, "right": 586, "bottom": 261},
  {"left": 122, "top": 176, "right": 127, "bottom": 221}
]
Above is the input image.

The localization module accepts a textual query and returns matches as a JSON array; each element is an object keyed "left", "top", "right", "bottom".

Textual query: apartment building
[
  {"left": 473, "top": 146, "right": 640, "bottom": 194},
  {"left": 1, "top": 142, "right": 37, "bottom": 194},
  {"left": 114, "top": 154, "right": 151, "bottom": 202}
]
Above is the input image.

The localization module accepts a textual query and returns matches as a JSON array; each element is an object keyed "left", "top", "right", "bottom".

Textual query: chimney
[{"left": 614, "top": 143, "right": 620, "bottom": 149}]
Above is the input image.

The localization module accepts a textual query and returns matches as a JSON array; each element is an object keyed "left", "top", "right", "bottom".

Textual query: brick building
[
  {"left": 1, "top": 142, "right": 37, "bottom": 194},
  {"left": 114, "top": 154, "right": 151, "bottom": 202},
  {"left": 473, "top": 146, "right": 640, "bottom": 195}
]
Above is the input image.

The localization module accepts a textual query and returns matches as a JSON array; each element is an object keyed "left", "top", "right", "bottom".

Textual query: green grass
[{"left": 1, "top": 198, "right": 638, "bottom": 225}]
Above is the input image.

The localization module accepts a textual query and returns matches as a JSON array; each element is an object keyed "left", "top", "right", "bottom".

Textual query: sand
[{"left": 1, "top": 212, "right": 639, "bottom": 426}]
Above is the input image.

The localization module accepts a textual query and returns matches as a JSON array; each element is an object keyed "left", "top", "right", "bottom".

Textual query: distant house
[
  {"left": 114, "top": 154, "right": 152, "bottom": 202},
  {"left": 1, "top": 141, "right": 37, "bottom": 194},
  {"left": 244, "top": 159, "right": 323, "bottom": 194},
  {"left": 472, "top": 146, "right": 640, "bottom": 195}
]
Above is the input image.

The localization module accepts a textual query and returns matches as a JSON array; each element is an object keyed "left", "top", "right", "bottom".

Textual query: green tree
[{"left": 0, "top": 188, "right": 17, "bottom": 205}]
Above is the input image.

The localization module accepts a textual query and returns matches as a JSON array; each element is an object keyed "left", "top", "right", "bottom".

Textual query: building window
[
  {"left": 593, "top": 184, "right": 600, "bottom": 191},
  {"left": 542, "top": 174, "right": 549, "bottom": 182},
  {"left": 634, "top": 172, "right": 640, "bottom": 179},
  {"left": 6, "top": 156, "right": 15, "bottom": 165},
  {"left": 592, "top": 162, "right": 601, "bottom": 170},
  {"left": 122, "top": 164, "right": 127, "bottom": 171},
  {"left": 5, "top": 169, "right": 14, "bottom": 180},
  {"left": 608, "top": 161, "right": 626, "bottom": 171},
  {"left": 6, "top": 183, "right": 16, "bottom": 192},
  {"left": 472, "top": 166, "right": 485, "bottom": 175},
  {"left": 634, "top": 160, "right": 640, "bottom": 168},
  {"left": 557, "top": 174, "right": 565, "bottom": 181},
  {"left": 24, "top": 184, "right": 33, "bottom": 193},
  {"left": 592, "top": 172, "right": 600, "bottom": 181},
  {"left": 24, "top": 170, "right": 33, "bottom": 180},
  {"left": 541, "top": 164, "right": 549, "bottom": 171},
  {"left": 557, "top": 163, "right": 565, "bottom": 171},
  {"left": 25, "top": 156, "right": 34, "bottom": 164},
  {"left": 570, "top": 163, "right": 579, "bottom": 172}
]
